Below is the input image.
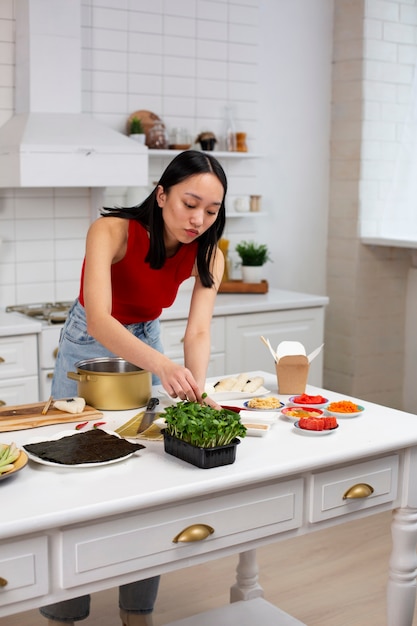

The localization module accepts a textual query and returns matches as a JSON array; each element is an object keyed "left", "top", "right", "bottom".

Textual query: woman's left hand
[{"left": 202, "top": 395, "right": 221, "bottom": 410}]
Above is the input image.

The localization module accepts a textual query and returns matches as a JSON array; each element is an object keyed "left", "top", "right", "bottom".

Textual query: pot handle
[{"left": 67, "top": 372, "right": 98, "bottom": 382}]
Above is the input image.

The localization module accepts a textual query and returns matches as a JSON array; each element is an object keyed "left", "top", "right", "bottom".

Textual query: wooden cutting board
[
  {"left": 0, "top": 402, "right": 103, "bottom": 432},
  {"left": 218, "top": 279, "right": 269, "bottom": 294}
]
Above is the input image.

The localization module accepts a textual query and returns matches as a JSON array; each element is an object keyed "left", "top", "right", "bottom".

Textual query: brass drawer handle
[
  {"left": 343, "top": 483, "right": 374, "bottom": 499},
  {"left": 53, "top": 348, "right": 59, "bottom": 359},
  {"left": 173, "top": 524, "right": 214, "bottom": 543},
  {"left": 0, "top": 576, "right": 8, "bottom": 587},
  {"left": 0, "top": 400, "right": 5, "bottom": 407},
  {"left": 0, "top": 357, "right": 4, "bottom": 363},
  {"left": 47, "top": 372, "right": 54, "bottom": 379}
]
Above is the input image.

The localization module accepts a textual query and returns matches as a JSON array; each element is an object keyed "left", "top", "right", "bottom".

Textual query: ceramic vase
[{"left": 241, "top": 265, "right": 263, "bottom": 283}]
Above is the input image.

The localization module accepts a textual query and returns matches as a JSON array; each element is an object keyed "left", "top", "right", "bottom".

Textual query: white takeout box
[{"left": 275, "top": 341, "right": 323, "bottom": 394}]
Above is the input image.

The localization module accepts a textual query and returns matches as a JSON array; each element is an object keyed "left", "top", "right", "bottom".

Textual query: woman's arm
[
  {"left": 82, "top": 217, "right": 206, "bottom": 401},
  {"left": 183, "top": 246, "right": 224, "bottom": 400}
]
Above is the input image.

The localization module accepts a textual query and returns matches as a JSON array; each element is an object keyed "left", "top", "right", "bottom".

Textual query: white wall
[
  {"left": 258, "top": 0, "right": 333, "bottom": 295},
  {"left": 0, "top": 0, "right": 333, "bottom": 306}
]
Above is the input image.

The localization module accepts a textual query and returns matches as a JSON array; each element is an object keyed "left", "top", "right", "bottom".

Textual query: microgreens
[{"left": 161, "top": 401, "right": 247, "bottom": 448}]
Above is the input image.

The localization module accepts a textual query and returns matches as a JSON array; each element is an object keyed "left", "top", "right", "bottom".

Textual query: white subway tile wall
[
  {"left": 0, "top": 0, "right": 260, "bottom": 306},
  {"left": 327, "top": 0, "right": 416, "bottom": 408},
  {"left": 360, "top": 0, "right": 417, "bottom": 238}
]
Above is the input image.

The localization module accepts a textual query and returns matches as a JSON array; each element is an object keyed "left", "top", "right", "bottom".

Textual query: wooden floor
[{"left": 3, "top": 510, "right": 417, "bottom": 626}]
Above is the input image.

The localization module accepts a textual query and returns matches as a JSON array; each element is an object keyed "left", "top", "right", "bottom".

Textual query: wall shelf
[
  {"left": 226, "top": 212, "right": 266, "bottom": 218},
  {"left": 148, "top": 149, "right": 261, "bottom": 159}
]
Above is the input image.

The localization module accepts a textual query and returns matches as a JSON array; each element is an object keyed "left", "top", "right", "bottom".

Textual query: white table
[{"left": 1, "top": 372, "right": 417, "bottom": 625}]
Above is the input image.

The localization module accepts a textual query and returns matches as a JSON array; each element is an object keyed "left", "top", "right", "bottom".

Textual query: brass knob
[
  {"left": 0, "top": 576, "right": 8, "bottom": 587},
  {"left": 47, "top": 372, "right": 54, "bottom": 379},
  {"left": 0, "top": 356, "right": 4, "bottom": 363},
  {"left": 0, "top": 400, "right": 5, "bottom": 407},
  {"left": 343, "top": 483, "right": 374, "bottom": 499},
  {"left": 173, "top": 524, "right": 214, "bottom": 543}
]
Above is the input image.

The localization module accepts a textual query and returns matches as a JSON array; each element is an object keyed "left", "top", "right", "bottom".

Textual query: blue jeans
[
  {"left": 51, "top": 299, "right": 163, "bottom": 398},
  {"left": 41, "top": 299, "right": 162, "bottom": 622}
]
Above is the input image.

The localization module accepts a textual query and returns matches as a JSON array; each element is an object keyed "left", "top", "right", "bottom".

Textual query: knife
[{"left": 137, "top": 397, "right": 160, "bottom": 433}]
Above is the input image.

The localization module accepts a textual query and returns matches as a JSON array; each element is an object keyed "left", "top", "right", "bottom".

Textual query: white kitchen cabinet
[
  {"left": 0, "top": 335, "right": 39, "bottom": 404},
  {"left": 60, "top": 478, "right": 303, "bottom": 588},
  {"left": 0, "top": 536, "right": 49, "bottom": 606},
  {"left": 160, "top": 305, "right": 325, "bottom": 385},
  {"left": 225, "top": 308, "right": 325, "bottom": 385},
  {"left": 160, "top": 317, "right": 225, "bottom": 378}
]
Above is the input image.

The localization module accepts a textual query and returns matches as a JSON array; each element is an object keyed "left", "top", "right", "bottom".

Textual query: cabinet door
[
  {"left": 225, "top": 308, "right": 325, "bottom": 386},
  {"left": 0, "top": 335, "right": 38, "bottom": 379},
  {"left": 0, "top": 536, "right": 48, "bottom": 607},
  {"left": 0, "top": 377, "right": 39, "bottom": 405},
  {"left": 160, "top": 318, "right": 225, "bottom": 377}
]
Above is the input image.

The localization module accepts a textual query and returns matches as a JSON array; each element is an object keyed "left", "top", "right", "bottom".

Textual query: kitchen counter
[
  {"left": 161, "top": 287, "right": 329, "bottom": 320},
  {"left": 0, "top": 288, "right": 328, "bottom": 330},
  {"left": 0, "top": 310, "right": 42, "bottom": 336},
  {"left": 1, "top": 372, "right": 417, "bottom": 625}
]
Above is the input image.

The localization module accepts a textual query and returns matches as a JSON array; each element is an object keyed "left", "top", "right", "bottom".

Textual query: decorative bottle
[{"left": 224, "top": 106, "right": 237, "bottom": 152}]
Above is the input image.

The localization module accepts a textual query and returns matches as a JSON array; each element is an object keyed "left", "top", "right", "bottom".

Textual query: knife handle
[{"left": 146, "top": 397, "right": 159, "bottom": 411}]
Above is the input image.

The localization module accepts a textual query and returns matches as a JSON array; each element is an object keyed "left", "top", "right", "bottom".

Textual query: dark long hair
[{"left": 101, "top": 150, "right": 227, "bottom": 287}]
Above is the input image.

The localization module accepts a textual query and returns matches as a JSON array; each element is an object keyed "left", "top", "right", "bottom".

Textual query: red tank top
[{"left": 79, "top": 220, "right": 198, "bottom": 324}]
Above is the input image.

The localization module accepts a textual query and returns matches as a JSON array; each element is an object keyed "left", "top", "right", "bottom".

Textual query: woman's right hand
[{"left": 158, "top": 360, "right": 205, "bottom": 404}]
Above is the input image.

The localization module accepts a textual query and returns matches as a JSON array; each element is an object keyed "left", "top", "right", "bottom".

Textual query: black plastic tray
[{"left": 163, "top": 431, "right": 240, "bottom": 469}]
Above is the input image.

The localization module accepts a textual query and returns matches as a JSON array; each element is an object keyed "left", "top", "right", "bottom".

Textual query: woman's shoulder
[{"left": 89, "top": 215, "right": 130, "bottom": 234}]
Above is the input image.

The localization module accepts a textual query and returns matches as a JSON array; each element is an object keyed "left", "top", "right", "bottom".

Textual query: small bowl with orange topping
[{"left": 325, "top": 400, "right": 365, "bottom": 418}]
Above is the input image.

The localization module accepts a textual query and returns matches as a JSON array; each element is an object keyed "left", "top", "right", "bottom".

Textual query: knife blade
[{"left": 137, "top": 397, "right": 160, "bottom": 433}]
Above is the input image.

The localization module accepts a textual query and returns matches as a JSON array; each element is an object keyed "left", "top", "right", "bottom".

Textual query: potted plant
[
  {"left": 235, "top": 240, "right": 272, "bottom": 283},
  {"left": 161, "top": 400, "right": 246, "bottom": 469},
  {"left": 128, "top": 116, "right": 146, "bottom": 144},
  {"left": 195, "top": 131, "right": 217, "bottom": 151}
]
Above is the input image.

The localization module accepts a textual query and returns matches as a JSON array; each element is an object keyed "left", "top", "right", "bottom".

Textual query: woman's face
[{"left": 157, "top": 173, "right": 224, "bottom": 247}]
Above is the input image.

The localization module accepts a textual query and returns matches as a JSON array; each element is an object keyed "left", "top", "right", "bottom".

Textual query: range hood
[{"left": 0, "top": 0, "right": 148, "bottom": 188}]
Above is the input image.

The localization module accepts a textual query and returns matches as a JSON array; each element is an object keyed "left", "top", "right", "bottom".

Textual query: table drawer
[
  {"left": 308, "top": 455, "right": 399, "bottom": 523},
  {"left": 0, "top": 335, "right": 38, "bottom": 380},
  {"left": 0, "top": 536, "right": 48, "bottom": 606},
  {"left": 61, "top": 479, "right": 303, "bottom": 588},
  {"left": 160, "top": 318, "right": 225, "bottom": 358}
]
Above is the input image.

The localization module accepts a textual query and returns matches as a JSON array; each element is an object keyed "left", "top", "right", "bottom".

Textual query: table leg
[
  {"left": 387, "top": 507, "right": 417, "bottom": 625},
  {"left": 230, "top": 549, "right": 264, "bottom": 602}
]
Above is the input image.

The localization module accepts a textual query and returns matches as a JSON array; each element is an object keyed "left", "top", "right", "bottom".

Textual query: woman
[{"left": 41, "top": 150, "right": 227, "bottom": 626}]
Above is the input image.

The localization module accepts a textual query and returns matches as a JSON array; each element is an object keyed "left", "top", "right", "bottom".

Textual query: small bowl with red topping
[
  {"left": 281, "top": 406, "right": 324, "bottom": 422},
  {"left": 325, "top": 400, "right": 364, "bottom": 418},
  {"left": 288, "top": 393, "right": 329, "bottom": 410}
]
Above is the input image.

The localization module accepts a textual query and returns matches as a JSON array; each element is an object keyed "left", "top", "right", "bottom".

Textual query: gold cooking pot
[{"left": 67, "top": 357, "right": 152, "bottom": 410}]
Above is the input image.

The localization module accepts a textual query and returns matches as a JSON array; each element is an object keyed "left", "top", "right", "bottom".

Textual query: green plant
[
  {"left": 235, "top": 240, "right": 272, "bottom": 266},
  {"left": 129, "top": 116, "right": 144, "bottom": 134},
  {"left": 161, "top": 400, "right": 246, "bottom": 448}
]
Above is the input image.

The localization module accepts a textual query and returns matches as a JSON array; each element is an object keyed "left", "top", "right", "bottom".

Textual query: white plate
[
  {"left": 288, "top": 396, "right": 329, "bottom": 409},
  {"left": 158, "top": 386, "right": 270, "bottom": 402},
  {"left": 23, "top": 430, "right": 140, "bottom": 468},
  {"left": 325, "top": 405, "right": 364, "bottom": 418},
  {"left": 281, "top": 407, "right": 324, "bottom": 422},
  {"left": 293, "top": 421, "right": 338, "bottom": 436},
  {"left": 207, "top": 386, "right": 270, "bottom": 401},
  {"left": 243, "top": 400, "right": 284, "bottom": 411}
]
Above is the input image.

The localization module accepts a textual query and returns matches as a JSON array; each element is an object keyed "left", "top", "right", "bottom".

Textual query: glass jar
[{"left": 147, "top": 122, "right": 169, "bottom": 149}]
